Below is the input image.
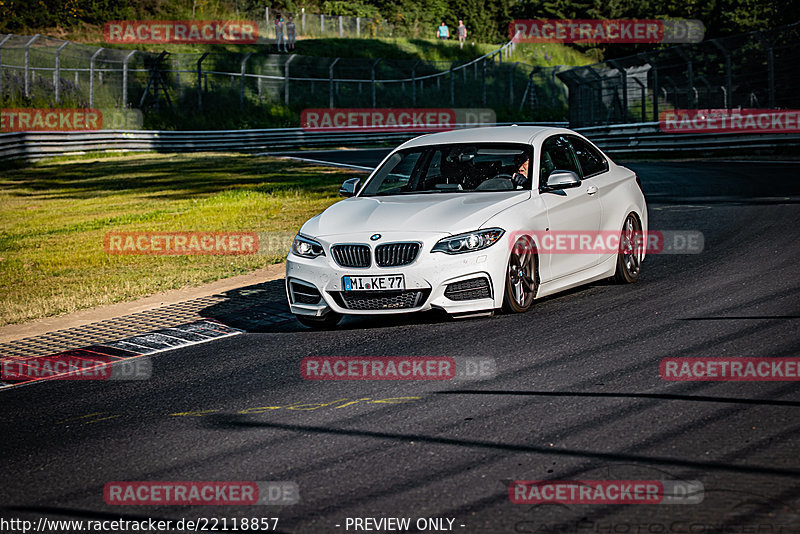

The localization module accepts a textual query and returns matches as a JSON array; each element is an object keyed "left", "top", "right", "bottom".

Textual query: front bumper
[{"left": 285, "top": 234, "right": 509, "bottom": 316}]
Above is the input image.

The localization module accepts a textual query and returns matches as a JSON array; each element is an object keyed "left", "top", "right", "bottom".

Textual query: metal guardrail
[
  {"left": 577, "top": 122, "right": 800, "bottom": 154},
  {"left": 0, "top": 122, "right": 565, "bottom": 160},
  {"left": 1, "top": 122, "right": 798, "bottom": 161}
]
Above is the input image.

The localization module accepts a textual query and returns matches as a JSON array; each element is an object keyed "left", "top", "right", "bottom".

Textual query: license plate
[{"left": 343, "top": 275, "right": 405, "bottom": 291}]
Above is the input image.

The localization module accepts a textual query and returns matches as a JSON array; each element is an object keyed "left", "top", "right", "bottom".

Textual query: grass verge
[{"left": 0, "top": 151, "right": 365, "bottom": 327}]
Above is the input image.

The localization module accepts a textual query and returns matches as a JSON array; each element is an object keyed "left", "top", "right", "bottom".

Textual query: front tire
[
  {"left": 502, "top": 237, "right": 538, "bottom": 313},
  {"left": 613, "top": 213, "right": 643, "bottom": 284},
  {"left": 295, "top": 312, "right": 342, "bottom": 329}
]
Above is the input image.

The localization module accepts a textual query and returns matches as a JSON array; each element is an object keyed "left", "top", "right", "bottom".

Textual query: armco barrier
[
  {"left": 578, "top": 122, "right": 800, "bottom": 154},
  {"left": 1, "top": 122, "right": 798, "bottom": 161}
]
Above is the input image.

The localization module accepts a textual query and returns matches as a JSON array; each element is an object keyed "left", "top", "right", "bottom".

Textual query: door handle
[{"left": 586, "top": 186, "right": 598, "bottom": 195}]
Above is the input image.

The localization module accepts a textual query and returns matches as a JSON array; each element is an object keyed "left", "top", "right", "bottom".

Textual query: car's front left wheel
[
  {"left": 613, "top": 213, "right": 643, "bottom": 284},
  {"left": 502, "top": 237, "right": 537, "bottom": 313}
]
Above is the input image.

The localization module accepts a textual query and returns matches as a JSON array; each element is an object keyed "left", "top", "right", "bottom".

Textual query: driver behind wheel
[{"left": 511, "top": 153, "right": 530, "bottom": 188}]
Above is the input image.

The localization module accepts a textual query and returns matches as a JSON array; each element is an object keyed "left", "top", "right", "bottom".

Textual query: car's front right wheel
[{"left": 502, "top": 237, "right": 537, "bottom": 313}]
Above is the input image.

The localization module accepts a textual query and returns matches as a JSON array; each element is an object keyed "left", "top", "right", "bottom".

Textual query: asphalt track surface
[{"left": 3, "top": 152, "right": 800, "bottom": 533}]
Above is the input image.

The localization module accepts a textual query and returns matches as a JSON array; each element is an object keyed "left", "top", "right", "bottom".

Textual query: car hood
[{"left": 302, "top": 192, "right": 530, "bottom": 238}]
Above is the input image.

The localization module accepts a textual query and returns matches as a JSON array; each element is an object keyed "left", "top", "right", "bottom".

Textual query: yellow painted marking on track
[
  {"left": 285, "top": 398, "right": 352, "bottom": 410},
  {"left": 370, "top": 397, "right": 423, "bottom": 404},
  {"left": 83, "top": 415, "right": 122, "bottom": 424},
  {"left": 333, "top": 398, "right": 373, "bottom": 409},
  {"left": 170, "top": 409, "right": 220, "bottom": 417},
  {"left": 56, "top": 412, "right": 106, "bottom": 424},
  {"left": 53, "top": 397, "right": 424, "bottom": 427},
  {"left": 237, "top": 406, "right": 283, "bottom": 414}
]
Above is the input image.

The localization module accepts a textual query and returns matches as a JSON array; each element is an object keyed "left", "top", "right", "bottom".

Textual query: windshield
[{"left": 359, "top": 143, "right": 534, "bottom": 196}]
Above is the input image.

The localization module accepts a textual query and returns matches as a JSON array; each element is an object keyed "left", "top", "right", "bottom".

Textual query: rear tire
[
  {"left": 613, "top": 213, "right": 643, "bottom": 284},
  {"left": 295, "top": 312, "right": 342, "bottom": 329},
  {"left": 502, "top": 237, "right": 538, "bottom": 313}
]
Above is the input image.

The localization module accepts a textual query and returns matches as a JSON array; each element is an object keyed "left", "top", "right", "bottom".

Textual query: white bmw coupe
[{"left": 285, "top": 126, "right": 647, "bottom": 328}]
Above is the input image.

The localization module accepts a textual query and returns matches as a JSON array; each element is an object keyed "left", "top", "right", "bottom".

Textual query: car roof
[{"left": 398, "top": 125, "right": 574, "bottom": 149}]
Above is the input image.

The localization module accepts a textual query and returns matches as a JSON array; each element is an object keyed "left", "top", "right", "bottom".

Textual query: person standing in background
[
  {"left": 286, "top": 15, "right": 297, "bottom": 51},
  {"left": 457, "top": 20, "right": 467, "bottom": 48},
  {"left": 437, "top": 21, "right": 449, "bottom": 40},
  {"left": 275, "top": 15, "right": 286, "bottom": 52}
]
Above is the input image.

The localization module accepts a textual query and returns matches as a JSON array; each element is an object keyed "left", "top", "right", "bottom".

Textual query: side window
[
  {"left": 569, "top": 136, "right": 609, "bottom": 178},
  {"left": 540, "top": 136, "right": 579, "bottom": 183}
]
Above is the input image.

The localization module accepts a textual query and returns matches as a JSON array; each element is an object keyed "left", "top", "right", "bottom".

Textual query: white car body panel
[{"left": 286, "top": 126, "right": 648, "bottom": 318}]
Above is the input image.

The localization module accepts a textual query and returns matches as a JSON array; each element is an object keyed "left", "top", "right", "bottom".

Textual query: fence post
[
  {"left": 122, "top": 50, "right": 135, "bottom": 108},
  {"left": 321, "top": 15, "right": 325, "bottom": 34},
  {"left": 339, "top": 16, "right": 343, "bottom": 38},
  {"left": 89, "top": 47, "right": 104, "bottom": 107},
  {"left": 508, "top": 61, "right": 518, "bottom": 106},
  {"left": 519, "top": 68, "right": 535, "bottom": 111},
  {"left": 24, "top": 34, "right": 40, "bottom": 98},
  {"left": 651, "top": 64, "right": 659, "bottom": 120},
  {"left": 411, "top": 59, "right": 420, "bottom": 106},
  {"left": 329, "top": 57, "right": 340, "bottom": 108},
  {"left": 53, "top": 40, "right": 69, "bottom": 105},
  {"left": 0, "top": 34, "right": 11, "bottom": 99},
  {"left": 240, "top": 52, "right": 253, "bottom": 109},
  {"left": 357, "top": 17, "right": 360, "bottom": 37},
  {"left": 371, "top": 58, "right": 381, "bottom": 108},
  {"left": 632, "top": 77, "right": 646, "bottom": 121},
  {"left": 767, "top": 46, "right": 775, "bottom": 108},
  {"left": 449, "top": 62, "right": 456, "bottom": 106},
  {"left": 302, "top": 8, "right": 306, "bottom": 33},
  {"left": 481, "top": 58, "right": 486, "bottom": 105},
  {"left": 172, "top": 57, "right": 181, "bottom": 95},
  {"left": 284, "top": 54, "right": 296, "bottom": 105},
  {"left": 197, "top": 52, "right": 208, "bottom": 110},
  {"left": 265, "top": 7, "right": 269, "bottom": 36},
  {"left": 609, "top": 60, "right": 628, "bottom": 121},
  {"left": 710, "top": 40, "right": 731, "bottom": 109}
]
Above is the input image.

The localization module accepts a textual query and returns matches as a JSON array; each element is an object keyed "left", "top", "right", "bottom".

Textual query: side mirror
[
  {"left": 339, "top": 178, "right": 361, "bottom": 197},
  {"left": 541, "top": 170, "right": 581, "bottom": 193}
]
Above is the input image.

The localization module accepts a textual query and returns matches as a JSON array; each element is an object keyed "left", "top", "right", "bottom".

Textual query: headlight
[
  {"left": 292, "top": 234, "right": 325, "bottom": 258},
  {"left": 431, "top": 228, "right": 504, "bottom": 254}
]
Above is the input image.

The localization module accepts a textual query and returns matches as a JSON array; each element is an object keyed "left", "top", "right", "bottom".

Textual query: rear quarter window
[{"left": 569, "top": 136, "right": 609, "bottom": 178}]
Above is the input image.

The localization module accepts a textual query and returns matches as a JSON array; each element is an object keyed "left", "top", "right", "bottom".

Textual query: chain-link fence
[
  {"left": 0, "top": 33, "right": 570, "bottom": 128},
  {"left": 557, "top": 21, "right": 800, "bottom": 127},
  {"left": 262, "top": 10, "right": 391, "bottom": 39}
]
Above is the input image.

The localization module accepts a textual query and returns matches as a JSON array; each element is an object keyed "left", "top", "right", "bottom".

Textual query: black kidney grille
[
  {"left": 331, "top": 244, "right": 371, "bottom": 268},
  {"left": 375, "top": 242, "right": 420, "bottom": 267}
]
